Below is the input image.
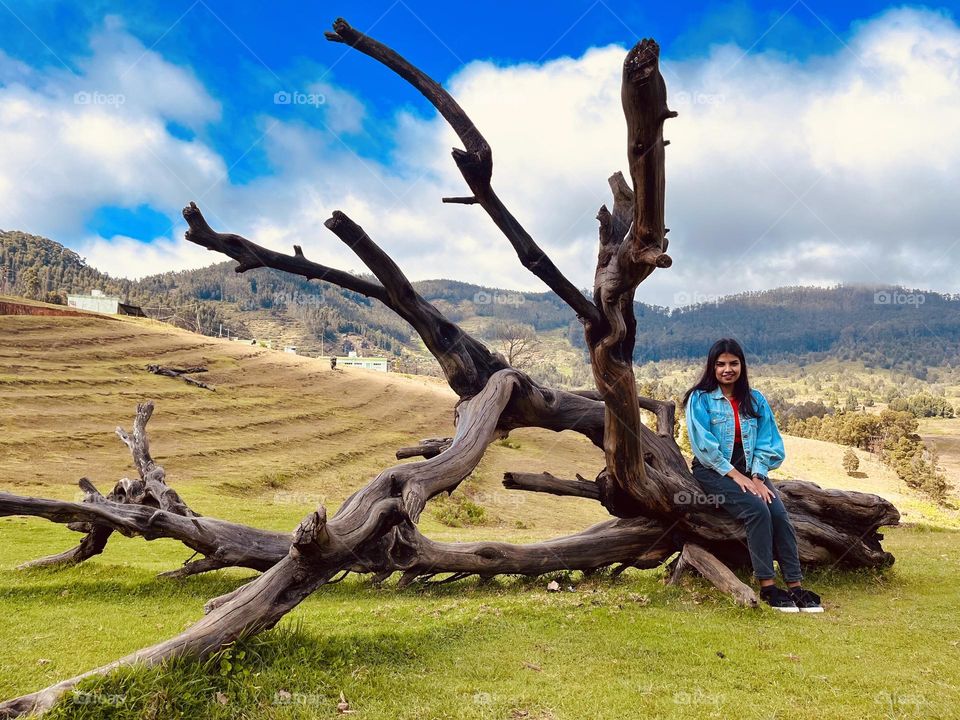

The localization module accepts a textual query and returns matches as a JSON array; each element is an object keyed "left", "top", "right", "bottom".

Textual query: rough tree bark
[{"left": 0, "top": 18, "right": 899, "bottom": 717}]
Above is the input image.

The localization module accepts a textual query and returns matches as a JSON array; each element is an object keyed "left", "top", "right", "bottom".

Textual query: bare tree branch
[
  {"left": 670, "top": 542, "right": 759, "bottom": 607},
  {"left": 324, "top": 17, "right": 601, "bottom": 326},
  {"left": 183, "top": 201, "right": 389, "bottom": 301}
]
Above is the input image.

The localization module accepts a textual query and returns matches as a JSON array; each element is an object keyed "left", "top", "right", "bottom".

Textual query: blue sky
[{"left": 1, "top": 1, "right": 959, "bottom": 304}]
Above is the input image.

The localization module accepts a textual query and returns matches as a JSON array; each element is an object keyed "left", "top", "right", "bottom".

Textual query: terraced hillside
[{"left": 0, "top": 311, "right": 610, "bottom": 541}]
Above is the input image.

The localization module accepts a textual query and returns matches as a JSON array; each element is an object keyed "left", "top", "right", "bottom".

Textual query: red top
[{"left": 728, "top": 395, "right": 742, "bottom": 443}]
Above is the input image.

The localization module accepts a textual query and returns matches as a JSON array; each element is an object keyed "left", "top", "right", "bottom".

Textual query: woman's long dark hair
[{"left": 682, "top": 338, "right": 759, "bottom": 418}]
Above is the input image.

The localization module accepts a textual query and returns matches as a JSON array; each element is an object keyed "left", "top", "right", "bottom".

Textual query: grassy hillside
[
  {"left": 3, "top": 530, "right": 958, "bottom": 720},
  {"left": 1, "top": 312, "right": 959, "bottom": 718}
]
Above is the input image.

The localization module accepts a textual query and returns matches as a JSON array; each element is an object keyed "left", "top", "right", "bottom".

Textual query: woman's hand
[
  {"left": 752, "top": 474, "right": 775, "bottom": 504},
  {"left": 729, "top": 470, "right": 761, "bottom": 496}
]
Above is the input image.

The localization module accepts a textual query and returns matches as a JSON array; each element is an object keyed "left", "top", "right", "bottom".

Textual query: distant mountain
[
  {"left": 625, "top": 286, "right": 960, "bottom": 376},
  {"left": 3, "top": 229, "right": 959, "bottom": 376}
]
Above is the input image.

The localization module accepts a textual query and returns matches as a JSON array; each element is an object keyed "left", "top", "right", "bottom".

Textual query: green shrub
[{"left": 432, "top": 494, "right": 488, "bottom": 527}]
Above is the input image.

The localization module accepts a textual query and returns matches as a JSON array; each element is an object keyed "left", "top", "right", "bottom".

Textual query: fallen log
[
  {"left": 395, "top": 436, "right": 453, "bottom": 460},
  {"left": 146, "top": 364, "right": 214, "bottom": 391}
]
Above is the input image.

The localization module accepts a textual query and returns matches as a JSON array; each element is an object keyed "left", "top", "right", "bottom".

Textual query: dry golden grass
[
  {"left": 772, "top": 435, "right": 959, "bottom": 528},
  {"left": 919, "top": 417, "right": 960, "bottom": 482}
]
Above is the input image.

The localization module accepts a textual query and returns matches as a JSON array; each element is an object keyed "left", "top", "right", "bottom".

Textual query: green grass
[{"left": 1, "top": 523, "right": 958, "bottom": 719}]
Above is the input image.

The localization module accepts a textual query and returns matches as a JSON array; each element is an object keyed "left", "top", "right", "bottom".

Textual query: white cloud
[
  {"left": 78, "top": 233, "right": 214, "bottom": 280},
  {"left": 0, "top": 17, "right": 224, "bottom": 248},
  {"left": 650, "top": 7, "right": 960, "bottom": 305},
  {"left": 3, "top": 7, "right": 960, "bottom": 305},
  {"left": 81, "top": 14, "right": 221, "bottom": 128},
  {"left": 307, "top": 81, "right": 366, "bottom": 135}
]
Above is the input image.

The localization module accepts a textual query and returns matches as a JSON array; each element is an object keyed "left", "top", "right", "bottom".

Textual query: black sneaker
[
  {"left": 789, "top": 587, "right": 824, "bottom": 613},
  {"left": 759, "top": 585, "right": 799, "bottom": 613}
]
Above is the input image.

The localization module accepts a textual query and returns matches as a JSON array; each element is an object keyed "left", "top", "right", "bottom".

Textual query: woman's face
[{"left": 714, "top": 352, "right": 741, "bottom": 386}]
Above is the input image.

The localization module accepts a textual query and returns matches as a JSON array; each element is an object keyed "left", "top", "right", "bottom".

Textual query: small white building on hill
[
  {"left": 66, "top": 289, "right": 145, "bottom": 316},
  {"left": 321, "top": 354, "right": 389, "bottom": 372},
  {"left": 339, "top": 356, "right": 388, "bottom": 371}
]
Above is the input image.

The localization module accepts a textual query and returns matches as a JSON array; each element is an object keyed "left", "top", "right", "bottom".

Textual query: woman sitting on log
[{"left": 683, "top": 338, "right": 824, "bottom": 613}]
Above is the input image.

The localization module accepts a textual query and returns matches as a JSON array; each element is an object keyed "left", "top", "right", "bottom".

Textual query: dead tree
[{"left": 0, "top": 19, "right": 899, "bottom": 717}]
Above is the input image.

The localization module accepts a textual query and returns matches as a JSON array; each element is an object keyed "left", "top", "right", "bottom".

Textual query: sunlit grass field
[{"left": 1, "top": 313, "right": 958, "bottom": 718}]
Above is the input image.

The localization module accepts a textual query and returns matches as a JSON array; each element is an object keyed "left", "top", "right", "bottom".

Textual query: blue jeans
[{"left": 691, "top": 457, "right": 803, "bottom": 583}]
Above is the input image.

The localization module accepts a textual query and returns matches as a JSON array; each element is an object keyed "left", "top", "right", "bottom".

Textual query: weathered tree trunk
[
  {"left": 585, "top": 40, "right": 676, "bottom": 517},
  {"left": 2, "top": 369, "right": 527, "bottom": 716},
  {"left": 0, "top": 18, "right": 899, "bottom": 717}
]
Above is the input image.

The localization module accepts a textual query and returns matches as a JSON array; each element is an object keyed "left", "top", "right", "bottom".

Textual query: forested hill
[
  {"left": 0, "top": 230, "right": 243, "bottom": 338},
  {"left": 623, "top": 286, "right": 960, "bottom": 375},
  {"left": 2, "top": 229, "right": 958, "bottom": 373},
  {"left": 0, "top": 229, "right": 572, "bottom": 357}
]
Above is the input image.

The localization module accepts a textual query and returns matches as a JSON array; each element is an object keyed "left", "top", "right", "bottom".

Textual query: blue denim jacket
[{"left": 685, "top": 387, "right": 785, "bottom": 477}]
